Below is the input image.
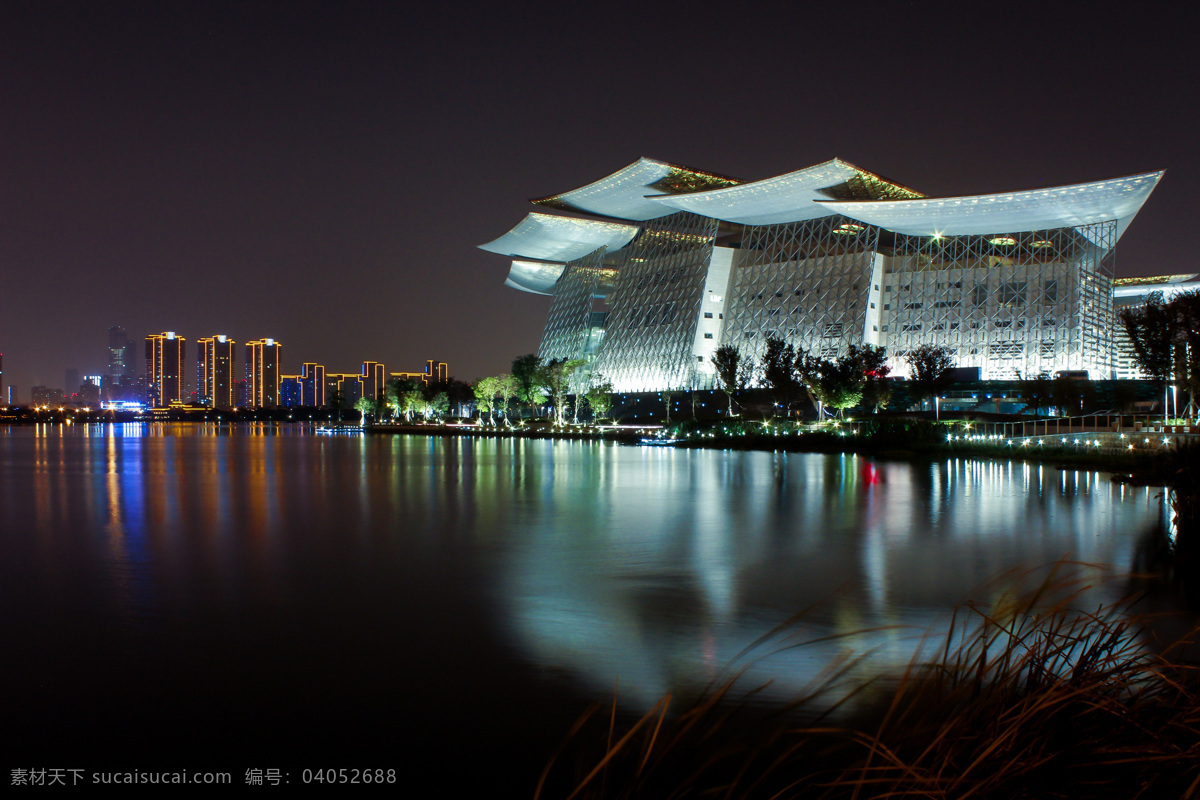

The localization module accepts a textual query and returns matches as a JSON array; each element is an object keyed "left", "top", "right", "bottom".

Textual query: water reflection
[{"left": 0, "top": 425, "right": 1170, "bottom": 729}]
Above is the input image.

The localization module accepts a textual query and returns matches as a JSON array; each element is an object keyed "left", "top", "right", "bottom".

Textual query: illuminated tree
[
  {"left": 473, "top": 376, "right": 500, "bottom": 425},
  {"left": 584, "top": 376, "right": 614, "bottom": 422}
]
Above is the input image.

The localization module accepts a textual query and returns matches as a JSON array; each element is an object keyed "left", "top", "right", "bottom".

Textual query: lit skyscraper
[
  {"left": 360, "top": 361, "right": 386, "bottom": 406},
  {"left": 197, "top": 335, "right": 236, "bottom": 408},
  {"left": 300, "top": 362, "right": 326, "bottom": 406},
  {"left": 246, "top": 338, "right": 282, "bottom": 408},
  {"left": 146, "top": 332, "right": 186, "bottom": 406}
]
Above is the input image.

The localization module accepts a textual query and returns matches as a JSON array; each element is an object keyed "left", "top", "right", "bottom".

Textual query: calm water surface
[{"left": 0, "top": 424, "right": 1167, "bottom": 788}]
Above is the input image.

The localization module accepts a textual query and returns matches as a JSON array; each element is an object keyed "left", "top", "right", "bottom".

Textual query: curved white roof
[
  {"left": 824, "top": 171, "right": 1164, "bottom": 239},
  {"left": 478, "top": 212, "right": 639, "bottom": 262},
  {"left": 504, "top": 260, "right": 567, "bottom": 296},
  {"left": 532, "top": 158, "right": 740, "bottom": 221},
  {"left": 648, "top": 159, "right": 921, "bottom": 225}
]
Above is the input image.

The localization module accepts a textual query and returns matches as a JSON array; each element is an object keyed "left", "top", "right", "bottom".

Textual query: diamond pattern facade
[{"left": 483, "top": 158, "right": 1163, "bottom": 392}]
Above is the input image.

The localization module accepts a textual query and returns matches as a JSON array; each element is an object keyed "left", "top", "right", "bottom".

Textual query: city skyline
[{"left": 1, "top": 4, "right": 1196, "bottom": 397}]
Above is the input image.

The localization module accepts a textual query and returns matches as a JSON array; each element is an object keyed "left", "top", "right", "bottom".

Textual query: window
[
  {"left": 999, "top": 282, "right": 1027, "bottom": 307},
  {"left": 972, "top": 285, "right": 988, "bottom": 307},
  {"left": 1044, "top": 280, "right": 1058, "bottom": 304},
  {"left": 704, "top": 333, "right": 714, "bottom": 339},
  {"left": 905, "top": 302, "right": 923, "bottom": 309},
  {"left": 870, "top": 302, "right": 876, "bottom": 309},
  {"left": 822, "top": 323, "right": 844, "bottom": 337},
  {"left": 902, "top": 324, "right": 922, "bottom": 332},
  {"left": 883, "top": 304, "right": 890, "bottom": 310},
  {"left": 703, "top": 312, "right": 713, "bottom": 318}
]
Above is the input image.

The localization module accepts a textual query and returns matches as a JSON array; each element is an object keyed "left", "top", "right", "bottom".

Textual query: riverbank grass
[{"left": 538, "top": 577, "right": 1200, "bottom": 799}]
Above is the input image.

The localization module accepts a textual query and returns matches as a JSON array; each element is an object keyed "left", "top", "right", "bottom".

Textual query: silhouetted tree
[
  {"left": 711, "top": 345, "right": 742, "bottom": 416},
  {"left": 905, "top": 344, "right": 956, "bottom": 410}
]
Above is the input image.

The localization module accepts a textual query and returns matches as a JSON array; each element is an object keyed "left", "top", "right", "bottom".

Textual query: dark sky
[{"left": 1, "top": 1, "right": 1195, "bottom": 396}]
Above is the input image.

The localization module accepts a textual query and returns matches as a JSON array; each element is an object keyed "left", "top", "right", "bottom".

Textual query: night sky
[{"left": 1, "top": 1, "right": 1195, "bottom": 397}]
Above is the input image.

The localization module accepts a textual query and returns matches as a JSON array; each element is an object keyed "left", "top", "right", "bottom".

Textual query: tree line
[
  {"left": 1119, "top": 289, "right": 1200, "bottom": 419},
  {"left": 710, "top": 338, "right": 955, "bottom": 418}
]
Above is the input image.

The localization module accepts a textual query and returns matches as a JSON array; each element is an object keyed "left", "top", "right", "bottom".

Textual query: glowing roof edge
[
  {"left": 819, "top": 170, "right": 1165, "bottom": 238},
  {"left": 530, "top": 157, "right": 742, "bottom": 222},
  {"left": 505, "top": 260, "right": 566, "bottom": 296},
  {"left": 478, "top": 212, "right": 639, "bottom": 263}
]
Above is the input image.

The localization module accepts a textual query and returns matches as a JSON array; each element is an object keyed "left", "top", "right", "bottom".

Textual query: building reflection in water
[{"left": 0, "top": 426, "right": 1169, "bottom": 718}]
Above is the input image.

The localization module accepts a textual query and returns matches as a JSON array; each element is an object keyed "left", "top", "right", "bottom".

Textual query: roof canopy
[
  {"left": 504, "top": 260, "right": 567, "bottom": 295},
  {"left": 650, "top": 159, "right": 923, "bottom": 225},
  {"left": 478, "top": 212, "right": 639, "bottom": 262},
  {"left": 824, "top": 171, "right": 1164, "bottom": 240},
  {"left": 531, "top": 158, "right": 740, "bottom": 221}
]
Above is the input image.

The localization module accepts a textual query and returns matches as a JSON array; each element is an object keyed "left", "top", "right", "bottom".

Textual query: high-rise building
[
  {"left": 246, "top": 338, "right": 282, "bottom": 408},
  {"left": 197, "top": 335, "right": 236, "bottom": 408},
  {"left": 0, "top": 353, "right": 4, "bottom": 406},
  {"left": 391, "top": 359, "right": 449, "bottom": 386},
  {"left": 300, "top": 363, "right": 326, "bottom": 406},
  {"left": 360, "top": 361, "right": 386, "bottom": 406},
  {"left": 146, "top": 332, "right": 186, "bottom": 406},
  {"left": 481, "top": 158, "right": 1165, "bottom": 388}
]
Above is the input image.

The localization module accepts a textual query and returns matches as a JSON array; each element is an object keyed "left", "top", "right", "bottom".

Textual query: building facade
[
  {"left": 146, "top": 331, "right": 186, "bottom": 406},
  {"left": 245, "top": 338, "right": 282, "bottom": 408},
  {"left": 482, "top": 158, "right": 1164, "bottom": 392},
  {"left": 197, "top": 335, "right": 236, "bottom": 408}
]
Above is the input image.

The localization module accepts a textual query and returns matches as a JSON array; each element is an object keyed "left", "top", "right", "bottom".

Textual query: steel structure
[{"left": 481, "top": 158, "right": 1164, "bottom": 392}]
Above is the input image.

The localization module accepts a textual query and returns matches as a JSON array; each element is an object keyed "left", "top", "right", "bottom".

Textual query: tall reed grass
[{"left": 537, "top": 566, "right": 1200, "bottom": 799}]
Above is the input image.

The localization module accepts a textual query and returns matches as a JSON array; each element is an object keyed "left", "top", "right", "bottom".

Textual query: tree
[
  {"left": 511, "top": 354, "right": 544, "bottom": 418},
  {"left": 857, "top": 344, "right": 892, "bottom": 413},
  {"left": 905, "top": 344, "right": 956, "bottom": 410},
  {"left": 328, "top": 387, "right": 347, "bottom": 423},
  {"left": 710, "top": 345, "right": 742, "bottom": 416},
  {"left": 1119, "top": 292, "right": 1174, "bottom": 384},
  {"left": 387, "top": 378, "right": 422, "bottom": 422},
  {"left": 474, "top": 376, "right": 500, "bottom": 425},
  {"left": 795, "top": 347, "right": 866, "bottom": 417},
  {"left": 495, "top": 374, "right": 518, "bottom": 425},
  {"left": 1120, "top": 289, "right": 1200, "bottom": 419},
  {"left": 760, "top": 336, "right": 800, "bottom": 415},
  {"left": 584, "top": 376, "right": 614, "bottom": 422},
  {"left": 354, "top": 396, "right": 374, "bottom": 425},
  {"left": 540, "top": 358, "right": 585, "bottom": 425}
]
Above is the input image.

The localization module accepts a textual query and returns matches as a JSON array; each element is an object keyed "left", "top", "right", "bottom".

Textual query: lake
[{"left": 0, "top": 424, "right": 1168, "bottom": 791}]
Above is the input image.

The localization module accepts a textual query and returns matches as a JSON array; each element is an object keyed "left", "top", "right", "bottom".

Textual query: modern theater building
[{"left": 481, "top": 158, "right": 1166, "bottom": 393}]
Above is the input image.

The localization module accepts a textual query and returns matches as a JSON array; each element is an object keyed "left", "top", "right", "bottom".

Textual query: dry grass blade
[{"left": 541, "top": 563, "right": 1200, "bottom": 800}]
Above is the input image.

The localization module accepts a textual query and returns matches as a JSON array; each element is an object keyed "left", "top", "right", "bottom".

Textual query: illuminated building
[
  {"left": 146, "top": 332, "right": 186, "bottom": 406},
  {"left": 1112, "top": 274, "right": 1200, "bottom": 380},
  {"left": 481, "top": 158, "right": 1164, "bottom": 390},
  {"left": 299, "top": 363, "right": 326, "bottom": 406},
  {"left": 0, "top": 353, "right": 4, "bottom": 405},
  {"left": 391, "top": 360, "right": 449, "bottom": 386},
  {"left": 325, "top": 373, "right": 363, "bottom": 404},
  {"left": 279, "top": 376, "right": 302, "bottom": 408},
  {"left": 197, "top": 335, "right": 236, "bottom": 408},
  {"left": 360, "top": 361, "right": 386, "bottom": 406},
  {"left": 245, "top": 338, "right": 282, "bottom": 408}
]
